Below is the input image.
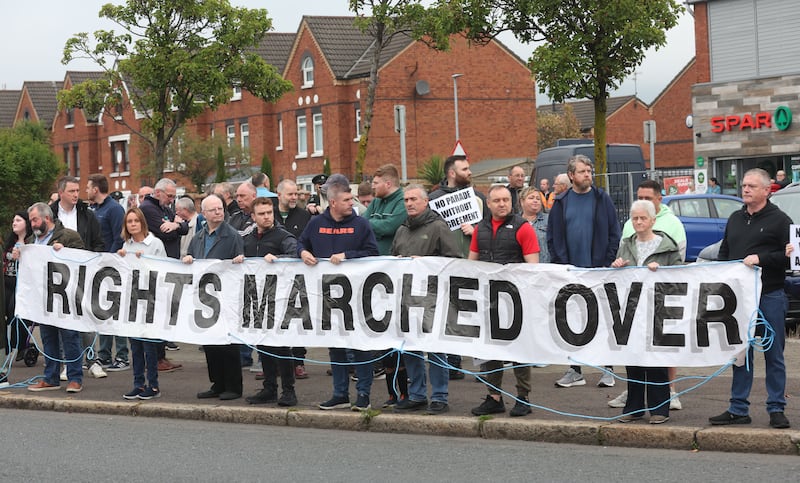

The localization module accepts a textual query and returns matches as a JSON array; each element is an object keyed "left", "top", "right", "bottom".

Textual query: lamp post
[{"left": 452, "top": 73, "right": 463, "bottom": 141}]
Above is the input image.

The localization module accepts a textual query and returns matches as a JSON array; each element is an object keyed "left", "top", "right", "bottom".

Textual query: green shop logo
[{"left": 774, "top": 106, "right": 792, "bottom": 131}]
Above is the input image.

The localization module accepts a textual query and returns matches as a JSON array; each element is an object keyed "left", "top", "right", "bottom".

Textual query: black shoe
[
  {"left": 277, "top": 390, "right": 298, "bottom": 407},
  {"left": 165, "top": 341, "right": 180, "bottom": 351},
  {"left": 197, "top": 389, "right": 221, "bottom": 399},
  {"left": 769, "top": 411, "right": 791, "bottom": 429},
  {"left": 471, "top": 395, "right": 505, "bottom": 416},
  {"left": 709, "top": 410, "right": 751, "bottom": 425},
  {"left": 427, "top": 401, "right": 449, "bottom": 414},
  {"left": 246, "top": 388, "right": 277, "bottom": 404},
  {"left": 219, "top": 391, "right": 242, "bottom": 401},
  {"left": 449, "top": 369, "right": 465, "bottom": 380},
  {"left": 509, "top": 397, "right": 532, "bottom": 417},
  {"left": 394, "top": 398, "right": 427, "bottom": 412}
]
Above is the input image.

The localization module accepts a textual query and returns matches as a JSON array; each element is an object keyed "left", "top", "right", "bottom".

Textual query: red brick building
[{"left": 44, "top": 16, "right": 538, "bottom": 195}]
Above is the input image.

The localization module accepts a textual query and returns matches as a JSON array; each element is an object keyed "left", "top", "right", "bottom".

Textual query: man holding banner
[
  {"left": 429, "top": 155, "right": 489, "bottom": 379},
  {"left": 17, "top": 203, "right": 86, "bottom": 393},
  {"left": 297, "top": 174, "right": 379, "bottom": 411},
  {"left": 390, "top": 184, "right": 461, "bottom": 414},
  {"left": 468, "top": 186, "right": 539, "bottom": 417},
  {"left": 183, "top": 195, "right": 245, "bottom": 401},
  {"left": 709, "top": 168, "right": 792, "bottom": 429}
]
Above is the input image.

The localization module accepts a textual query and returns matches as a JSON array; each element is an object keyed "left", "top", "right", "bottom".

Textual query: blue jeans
[
  {"left": 40, "top": 324, "right": 82, "bottom": 385},
  {"left": 405, "top": 352, "right": 449, "bottom": 403},
  {"left": 729, "top": 289, "right": 787, "bottom": 415},
  {"left": 240, "top": 345, "right": 253, "bottom": 366},
  {"left": 130, "top": 338, "right": 159, "bottom": 389},
  {"left": 98, "top": 335, "right": 129, "bottom": 363},
  {"left": 329, "top": 348, "right": 372, "bottom": 397}
]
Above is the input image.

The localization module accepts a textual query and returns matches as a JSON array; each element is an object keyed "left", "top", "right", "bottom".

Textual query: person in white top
[{"left": 117, "top": 207, "right": 166, "bottom": 400}]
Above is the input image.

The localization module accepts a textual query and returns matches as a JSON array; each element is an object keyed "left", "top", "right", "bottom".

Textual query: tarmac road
[{"left": 1, "top": 335, "right": 799, "bottom": 455}]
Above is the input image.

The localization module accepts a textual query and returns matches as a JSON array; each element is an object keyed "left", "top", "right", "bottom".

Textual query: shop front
[{"left": 691, "top": 74, "right": 800, "bottom": 194}]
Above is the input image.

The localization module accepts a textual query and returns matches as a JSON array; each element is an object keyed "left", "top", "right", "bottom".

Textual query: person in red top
[{"left": 467, "top": 185, "right": 539, "bottom": 417}]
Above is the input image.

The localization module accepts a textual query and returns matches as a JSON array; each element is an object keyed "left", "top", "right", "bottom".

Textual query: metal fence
[{"left": 596, "top": 168, "right": 694, "bottom": 225}]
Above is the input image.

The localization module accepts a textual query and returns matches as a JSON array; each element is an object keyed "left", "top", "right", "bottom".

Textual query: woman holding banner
[
  {"left": 117, "top": 207, "right": 166, "bottom": 400},
  {"left": 611, "top": 200, "right": 682, "bottom": 424}
]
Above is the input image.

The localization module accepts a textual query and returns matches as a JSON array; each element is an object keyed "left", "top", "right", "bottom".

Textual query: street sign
[{"left": 451, "top": 139, "right": 467, "bottom": 158}]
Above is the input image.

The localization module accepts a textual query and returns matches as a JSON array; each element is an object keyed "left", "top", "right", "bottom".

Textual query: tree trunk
[
  {"left": 354, "top": 25, "right": 385, "bottom": 183},
  {"left": 593, "top": 95, "right": 608, "bottom": 190}
]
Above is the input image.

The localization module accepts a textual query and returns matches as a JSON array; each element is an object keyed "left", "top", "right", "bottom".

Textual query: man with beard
[
  {"left": 548, "top": 155, "right": 620, "bottom": 389},
  {"left": 17, "top": 203, "right": 85, "bottom": 393}
]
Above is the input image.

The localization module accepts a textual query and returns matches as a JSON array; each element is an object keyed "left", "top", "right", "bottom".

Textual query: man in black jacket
[
  {"left": 183, "top": 194, "right": 244, "bottom": 401},
  {"left": 709, "top": 168, "right": 792, "bottom": 429},
  {"left": 49, "top": 176, "right": 107, "bottom": 378},
  {"left": 467, "top": 185, "right": 539, "bottom": 417},
  {"left": 242, "top": 197, "right": 299, "bottom": 406}
]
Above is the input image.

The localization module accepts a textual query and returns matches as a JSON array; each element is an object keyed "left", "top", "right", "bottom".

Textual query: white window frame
[
  {"left": 312, "top": 113, "right": 323, "bottom": 156},
  {"left": 226, "top": 124, "right": 235, "bottom": 148},
  {"left": 296, "top": 115, "right": 308, "bottom": 158},
  {"left": 354, "top": 107, "right": 362, "bottom": 142},
  {"left": 240, "top": 122, "right": 249, "bottom": 150},
  {"left": 276, "top": 117, "right": 283, "bottom": 151},
  {"left": 301, "top": 57, "right": 314, "bottom": 88},
  {"left": 232, "top": 85, "right": 242, "bottom": 101}
]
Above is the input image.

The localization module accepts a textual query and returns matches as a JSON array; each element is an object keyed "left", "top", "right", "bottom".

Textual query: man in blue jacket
[
  {"left": 297, "top": 174, "right": 379, "bottom": 411},
  {"left": 547, "top": 154, "right": 621, "bottom": 388}
]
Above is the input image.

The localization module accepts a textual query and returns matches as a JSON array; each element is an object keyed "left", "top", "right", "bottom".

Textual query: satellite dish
[{"left": 415, "top": 80, "right": 430, "bottom": 96}]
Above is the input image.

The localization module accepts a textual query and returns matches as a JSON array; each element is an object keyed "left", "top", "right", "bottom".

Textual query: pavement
[{"left": 1, "top": 336, "right": 800, "bottom": 455}]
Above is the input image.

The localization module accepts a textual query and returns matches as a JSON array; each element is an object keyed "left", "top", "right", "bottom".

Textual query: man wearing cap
[
  {"left": 306, "top": 174, "right": 328, "bottom": 215},
  {"left": 297, "top": 174, "right": 379, "bottom": 411}
]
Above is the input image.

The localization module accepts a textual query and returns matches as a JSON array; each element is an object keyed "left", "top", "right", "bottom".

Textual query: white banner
[{"left": 15, "top": 245, "right": 760, "bottom": 367}]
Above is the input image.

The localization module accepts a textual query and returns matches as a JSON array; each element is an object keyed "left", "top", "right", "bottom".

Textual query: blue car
[{"left": 662, "top": 193, "right": 743, "bottom": 262}]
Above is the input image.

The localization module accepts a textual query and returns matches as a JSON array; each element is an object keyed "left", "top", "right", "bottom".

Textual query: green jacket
[
  {"left": 363, "top": 187, "right": 406, "bottom": 255},
  {"left": 616, "top": 230, "right": 682, "bottom": 267}
]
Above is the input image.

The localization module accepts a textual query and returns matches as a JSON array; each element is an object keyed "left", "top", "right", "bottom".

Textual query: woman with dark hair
[{"left": 3, "top": 211, "right": 33, "bottom": 358}]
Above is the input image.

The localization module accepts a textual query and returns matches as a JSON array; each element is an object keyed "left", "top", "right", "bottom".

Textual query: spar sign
[{"left": 710, "top": 105, "right": 792, "bottom": 133}]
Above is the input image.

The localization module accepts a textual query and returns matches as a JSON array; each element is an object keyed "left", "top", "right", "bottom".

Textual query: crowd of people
[{"left": 0, "top": 157, "right": 793, "bottom": 429}]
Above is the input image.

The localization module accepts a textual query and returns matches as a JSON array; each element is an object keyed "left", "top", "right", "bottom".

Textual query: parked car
[
  {"left": 694, "top": 185, "right": 800, "bottom": 336},
  {"left": 768, "top": 183, "right": 800, "bottom": 335},
  {"left": 662, "top": 193, "right": 744, "bottom": 262}
]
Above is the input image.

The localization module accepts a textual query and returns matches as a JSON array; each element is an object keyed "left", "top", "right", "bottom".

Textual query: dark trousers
[
  {"left": 258, "top": 345, "right": 295, "bottom": 393},
  {"left": 291, "top": 347, "right": 307, "bottom": 366},
  {"left": 204, "top": 344, "right": 243, "bottom": 395},
  {"left": 623, "top": 366, "right": 669, "bottom": 417}
]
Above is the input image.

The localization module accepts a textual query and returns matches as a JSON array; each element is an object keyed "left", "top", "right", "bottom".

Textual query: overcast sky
[{"left": 1, "top": 1, "right": 695, "bottom": 106}]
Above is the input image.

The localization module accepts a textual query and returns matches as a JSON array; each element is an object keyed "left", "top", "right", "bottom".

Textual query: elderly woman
[
  {"left": 519, "top": 187, "right": 550, "bottom": 263},
  {"left": 611, "top": 200, "right": 682, "bottom": 424}
]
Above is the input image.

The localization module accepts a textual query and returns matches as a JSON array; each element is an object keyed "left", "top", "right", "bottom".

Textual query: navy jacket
[
  {"left": 187, "top": 221, "right": 244, "bottom": 260},
  {"left": 547, "top": 186, "right": 620, "bottom": 267},
  {"left": 297, "top": 208, "right": 378, "bottom": 259}
]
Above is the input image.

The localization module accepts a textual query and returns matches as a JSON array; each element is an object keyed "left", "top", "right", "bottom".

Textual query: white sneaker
[
  {"left": 89, "top": 362, "right": 107, "bottom": 379},
  {"left": 670, "top": 391, "right": 682, "bottom": 410},
  {"left": 249, "top": 364, "right": 262, "bottom": 373},
  {"left": 60, "top": 366, "right": 67, "bottom": 381},
  {"left": 598, "top": 369, "right": 616, "bottom": 387},
  {"left": 555, "top": 368, "right": 586, "bottom": 387},
  {"left": 608, "top": 390, "right": 628, "bottom": 408}
]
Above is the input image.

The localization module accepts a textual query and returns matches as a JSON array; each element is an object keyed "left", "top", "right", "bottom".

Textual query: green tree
[
  {"left": 421, "top": 0, "right": 683, "bottom": 185},
  {"left": 58, "top": 0, "right": 292, "bottom": 178},
  {"left": 260, "top": 153, "right": 273, "bottom": 184},
  {"left": 215, "top": 146, "right": 227, "bottom": 183},
  {"left": 537, "top": 104, "right": 582, "bottom": 151},
  {"left": 0, "top": 122, "right": 63, "bottom": 225},
  {"left": 349, "top": 0, "right": 435, "bottom": 182},
  {"left": 166, "top": 131, "right": 241, "bottom": 192}
]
